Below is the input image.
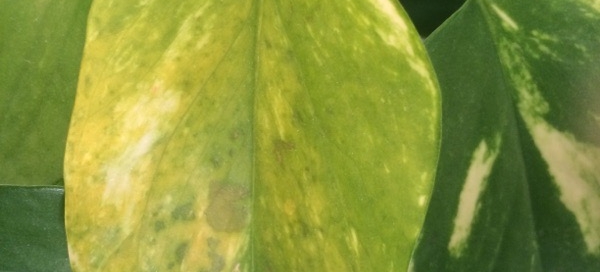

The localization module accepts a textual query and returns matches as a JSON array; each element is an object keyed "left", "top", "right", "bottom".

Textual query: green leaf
[
  {"left": 410, "top": 3, "right": 540, "bottom": 270},
  {"left": 64, "top": 0, "right": 440, "bottom": 271},
  {"left": 0, "top": 0, "right": 92, "bottom": 185},
  {"left": 0, "top": 185, "right": 70, "bottom": 271},
  {"left": 411, "top": 0, "right": 600, "bottom": 270},
  {"left": 399, "top": 0, "right": 465, "bottom": 37}
]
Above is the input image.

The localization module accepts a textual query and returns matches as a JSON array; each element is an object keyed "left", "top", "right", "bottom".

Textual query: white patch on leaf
[
  {"left": 367, "top": 0, "right": 438, "bottom": 100},
  {"left": 369, "top": 0, "right": 409, "bottom": 32},
  {"left": 448, "top": 134, "right": 502, "bottom": 258},
  {"left": 490, "top": 3, "right": 519, "bottom": 31},
  {"left": 497, "top": 28, "right": 600, "bottom": 254},
  {"left": 103, "top": 85, "right": 181, "bottom": 205},
  {"left": 530, "top": 122, "right": 600, "bottom": 254},
  {"left": 367, "top": 0, "right": 413, "bottom": 55},
  {"left": 103, "top": 130, "right": 159, "bottom": 202},
  {"left": 526, "top": 30, "right": 562, "bottom": 61},
  {"left": 490, "top": 4, "right": 519, "bottom": 30}
]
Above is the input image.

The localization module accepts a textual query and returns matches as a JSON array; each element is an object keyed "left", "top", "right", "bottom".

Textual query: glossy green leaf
[
  {"left": 411, "top": 0, "right": 600, "bottom": 270},
  {"left": 399, "top": 0, "right": 465, "bottom": 36},
  {"left": 64, "top": 0, "right": 440, "bottom": 271},
  {"left": 0, "top": 0, "right": 92, "bottom": 185},
  {"left": 0, "top": 185, "right": 70, "bottom": 271}
]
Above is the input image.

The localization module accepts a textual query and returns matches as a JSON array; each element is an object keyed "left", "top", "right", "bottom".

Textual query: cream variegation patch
[
  {"left": 530, "top": 121, "right": 600, "bottom": 254},
  {"left": 448, "top": 134, "right": 502, "bottom": 257},
  {"left": 490, "top": 2, "right": 600, "bottom": 254},
  {"left": 490, "top": 3, "right": 519, "bottom": 31}
]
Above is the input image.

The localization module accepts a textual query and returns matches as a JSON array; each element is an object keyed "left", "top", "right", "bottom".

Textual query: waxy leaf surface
[
  {"left": 411, "top": 0, "right": 600, "bottom": 270},
  {"left": 65, "top": 0, "right": 440, "bottom": 271},
  {"left": 0, "top": 186, "right": 70, "bottom": 271},
  {"left": 0, "top": 0, "right": 91, "bottom": 185}
]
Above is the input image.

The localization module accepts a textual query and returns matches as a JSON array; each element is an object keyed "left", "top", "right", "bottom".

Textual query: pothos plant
[{"left": 1, "top": 0, "right": 599, "bottom": 271}]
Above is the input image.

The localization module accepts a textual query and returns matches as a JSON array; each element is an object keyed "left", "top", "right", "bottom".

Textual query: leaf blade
[
  {"left": 65, "top": 0, "right": 440, "bottom": 271},
  {"left": 0, "top": 186, "right": 70, "bottom": 272},
  {"left": 0, "top": 0, "right": 92, "bottom": 185},
  {"left": 412, "top": 0, "right": 600, "bottom": 270}
]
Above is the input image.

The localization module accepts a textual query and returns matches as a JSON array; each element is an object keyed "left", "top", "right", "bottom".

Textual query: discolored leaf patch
[
  {"left": 64, "top": 0, "right": 440, "bottom": 271},
  {"left": 205, "top": 181, "right": 250, "bottom": 232}
]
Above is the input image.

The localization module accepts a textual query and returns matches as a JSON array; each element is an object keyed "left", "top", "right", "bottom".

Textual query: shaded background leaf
[
  {"left": 412, "top": 0, "right": 600, "bottom": 270},
  {"left": 410, "top": 2, "right": 540, "bottom": 270},
  {"left": 399, "top": 0, "right": 465, "bottom": 37},
  {"left": 64, "top": 0, "right": 440, "bottom": 271},
  {"left": 0, "top": 0, "right": 92, "bottom": 185},
  {"left": 0, "top": 185, "right": 70, "bottom": 272}
]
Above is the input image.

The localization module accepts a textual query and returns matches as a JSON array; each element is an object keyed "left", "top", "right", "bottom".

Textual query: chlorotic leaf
[
  {"left": 64, "top": 0, "right": 440, "bottom": 271},
  {"left": 0, "top": 186, "right": 70, "bottom": 271},
  {"left": 411, "top": 0, "right": 600, "bottom": 270},
  {"left": 0, "top": 0, "right": 92, "bottom": 185}
]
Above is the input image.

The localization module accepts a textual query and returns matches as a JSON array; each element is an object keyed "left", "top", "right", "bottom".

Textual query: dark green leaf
[
  {"left": 0, "top": 0, "right": 92, "bottom": 185},
  {"left": 411, "top": 2, "right": 540, "bottom": 270},
  {"left": 412, "top": 0, "right": 600, "bottom": 270},
  {"left": 0, "top": 185, "right": 69, "bottom": 271},
  {"left": 398, "top": 0, "right": 466, "bottom": 37}
]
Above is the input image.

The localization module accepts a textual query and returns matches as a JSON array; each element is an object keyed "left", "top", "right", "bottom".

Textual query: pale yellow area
[
  {"left": 369, "top": 0, "right": 409, "bottom": 32},
  {"left": 65, "top": 0, "right": 256, "bottom": 270},
  {"left": 581, "top": 0, "right": 600, "bottom": 14},
  {"left": 490, "top": 3, "right": 519, "bottom": 31},
  {"left": 367, "top": 0, "right": 439, "bottom": 136}
]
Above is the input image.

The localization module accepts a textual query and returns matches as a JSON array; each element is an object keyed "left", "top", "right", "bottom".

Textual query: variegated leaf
[
  {"left": 411, "top": 0, "right": 600, "bottom": 270},
  {"left": 64, "top": 0, "right": 440, "bottom": 271}
]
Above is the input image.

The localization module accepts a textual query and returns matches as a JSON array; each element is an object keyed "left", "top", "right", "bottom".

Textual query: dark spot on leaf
[
  {"left": 205, "top": 181, "right": 250, "bottom": 232},
  {"left": 171, "top": 202, "right": 196, "bottom": 221},
  {"left": 181, "top": 79, "right": 192, "bottom": 89},
  {"left": 230, "top": 128, "right": 243, "bottom": 141},
  {"left": 274, "top": 139, "right": 295, "bottom": 164},
  {"left": 175, "top": 242, "right": 189, "bottom": 262},
  {"left": 211, "top": 155, "right": 222, "bottom": 169},
  {"left": 154, "top": 220, "right": 166, "bottom": 232},
  {"left": 53, "top": 178, "right": 64, "bottom": 185}
]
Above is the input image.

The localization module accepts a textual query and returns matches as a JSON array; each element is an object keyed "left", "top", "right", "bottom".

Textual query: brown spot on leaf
[
  {"left": 154, "top": 220, "right": 166, "bottom": 232},
  {"left": 274, "top": 139, "right": 295, "bottom": 164},
  {"left": 205, "top": 181, "right": 250, "bottom": 232}
]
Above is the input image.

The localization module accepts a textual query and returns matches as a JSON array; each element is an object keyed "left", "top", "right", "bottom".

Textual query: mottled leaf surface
[
  {"left": 64, "top": 0, "right": 440, "bottom": 271},
  {"left": 0, "top": 0, "right": 91, "bottom": 185},
  {"left": 411, "top": 0, "right": 600, "bottom": 270},
  {"left": 0, "top": 186, "right": 70, "bottom": 271}
]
